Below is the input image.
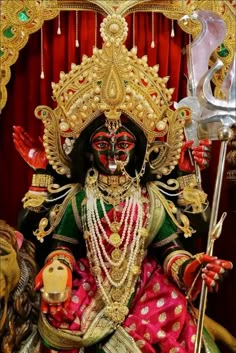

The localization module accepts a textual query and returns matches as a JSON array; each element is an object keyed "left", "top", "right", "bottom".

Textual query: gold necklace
[
  {"left": 86, "top": 168, "right": 135, "bottom": 206},
  {"left": 82, "top": 177, "right": 149, "bottom": 325}
]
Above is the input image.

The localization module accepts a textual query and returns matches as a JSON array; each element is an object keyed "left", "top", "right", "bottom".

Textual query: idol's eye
[
  {"left": 92, "top": 141, "right": 110, "bottom": 150},
  {"left": 117, "top": 141, "right": 135, "bottom": 150}
]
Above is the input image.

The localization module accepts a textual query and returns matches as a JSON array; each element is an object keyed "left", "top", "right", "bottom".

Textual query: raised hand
[
  {"left": 182, "top": 253, "right": 233, "bottom": 300},
  {"left": 179, "top": 139, "right": 212, "bottom": 173},
  {"left": 13, "top": 125, "right": 48, "bottom": 170}
]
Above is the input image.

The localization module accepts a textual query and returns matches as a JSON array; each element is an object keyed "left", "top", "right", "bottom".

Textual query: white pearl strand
[
  {"left": 85, "top": 186, "right": 144, "bottom": 293},
  {"left": 93, "top": 194, "right": 134, "bottom": 267}
]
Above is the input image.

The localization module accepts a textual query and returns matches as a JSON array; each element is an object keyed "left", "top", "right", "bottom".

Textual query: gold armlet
[
  {"left": 177, "top": 174, "right": 208, "bottom": 214},
  {"left": 32, "top": 174, "right": 54, "bottom": 188},
  {"left": 177, "top": 174, "right": 197, "bottom": 190}
]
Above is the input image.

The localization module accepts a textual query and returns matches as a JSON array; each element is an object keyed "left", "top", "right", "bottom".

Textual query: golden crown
[{"left": 35, "top": 14, "right": 189, "bottom": 178}]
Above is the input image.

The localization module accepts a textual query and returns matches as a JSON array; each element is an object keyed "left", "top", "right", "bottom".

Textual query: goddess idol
[{"left": 12, "top": 13, "right": 234, "bottom": 353}]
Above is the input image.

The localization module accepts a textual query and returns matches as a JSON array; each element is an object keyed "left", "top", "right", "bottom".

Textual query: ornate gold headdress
[{"left": 35, "top": 14, "right": 190, "bottom": 178}]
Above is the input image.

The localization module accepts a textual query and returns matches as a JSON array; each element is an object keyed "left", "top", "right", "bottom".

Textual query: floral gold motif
[{"left": 104, "top": 303, "right": 129, "bottom": 325}]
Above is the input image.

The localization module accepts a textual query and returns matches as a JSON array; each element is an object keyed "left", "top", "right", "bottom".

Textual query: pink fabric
[
  {"left": 44, "top": 196, "right": 197, "bottom": 352},
  {"left": 124, "top": 257, "right": 196, "bottom": 352},
  {"left": 45, "top": 257, "right": 196, "bottom": 353}
]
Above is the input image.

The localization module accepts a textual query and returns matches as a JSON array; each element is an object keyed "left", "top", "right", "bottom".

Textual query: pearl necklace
[{"left": 82, "top": 175, "right": 149, "bottom": 324}]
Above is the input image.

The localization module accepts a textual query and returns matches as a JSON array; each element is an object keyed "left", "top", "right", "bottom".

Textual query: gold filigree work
[
  {"left": 1, "top": 1, "right": 235, "bottom": 111},
  {"left": 34, "top": 14, "right": 188, "bottom": 178}
]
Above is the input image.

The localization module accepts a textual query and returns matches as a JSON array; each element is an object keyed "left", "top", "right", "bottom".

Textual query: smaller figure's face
[
  {"left": 0, "top": 238, "right": 20, "bottom": 299},
  {"left": 91, "top": 126, "right": 136, "bottom": 174}
]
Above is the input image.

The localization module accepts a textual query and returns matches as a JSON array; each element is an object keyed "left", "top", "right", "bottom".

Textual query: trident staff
[{"left": 194, "top": 56, "right": 236, "bottom": 353}]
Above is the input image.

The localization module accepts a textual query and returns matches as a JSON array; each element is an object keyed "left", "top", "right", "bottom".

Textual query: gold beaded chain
[{"left": 82, "top": 173, "right": 149, "bottom": 325}]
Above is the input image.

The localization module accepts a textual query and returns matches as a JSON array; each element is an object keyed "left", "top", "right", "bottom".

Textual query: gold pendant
[
  {"left": 83, "top": 230, "right": 90, "bottom": 240},
  {"left": 109, "top": 232, "right": 121, "bottom": 247},
  {"left": 138, "top": 227, "right": 148, "bottom": 238},
  {"left": 111, "top": 288, "right": 124, "bottom": 301},
  {"left": 132, "top": 265, "right": 141, "bottom": 275},
  {"left": 104, "top": 303, "right": 129, "bottom": 324},
  {"left": 111, "top": 249, "right": 122, "bottom": 261},
  {"left": 110, "top": 267, "right": 123, "bottom": 281},
  {"left": 110, "top": 222, "right": 120, "bottom": 233}
]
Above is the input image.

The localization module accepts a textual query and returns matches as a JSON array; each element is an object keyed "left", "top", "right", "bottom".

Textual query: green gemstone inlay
[
  {"left": 18, "top": 8, "right": 29, "bottom": 22},
  {"left": 0, "top": 50, "right": 4, "bottom": 57},
  {"left": 217, "top": 44, "right": 229, "bottom": 58},
  {"left": 3, "top": 26, "right": 14, "bottom": 39}
]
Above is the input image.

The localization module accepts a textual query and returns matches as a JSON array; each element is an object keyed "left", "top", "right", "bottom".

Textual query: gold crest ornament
[
  {"left": 34, "top": 13, "right": 189, "bottom": 179},
  {"left": 1, "top": 1, "right": 235, "bottom": 112}
]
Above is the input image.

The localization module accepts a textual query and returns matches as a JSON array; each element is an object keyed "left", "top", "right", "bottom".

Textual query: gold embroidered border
[
  {"left": 38, "top": 313, "right": 83, "bottom": 349},
  {"left": 38, "top": 308, "right": 114, "bottom": 349},
  {"left": 103, "top": 326, "right": 142, "bottom": 353},
  {"left": 146, "top": 183, "right": 165, "bottom": 246}
]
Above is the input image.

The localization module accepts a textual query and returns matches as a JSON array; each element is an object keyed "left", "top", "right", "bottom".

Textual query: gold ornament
[
  {"left": 104, "top": 303, "right": 129, "bottom": 325},
  {"left": 22, "top": 191, "right": 47, "bottom": 211},
  {"left": 1, "top": 1, "right": 235, "bottom": 111},
  {"left": 110, "top": 288, "right": 124, "bottom": 302},
  {"left": 32, "top": 13, "right": 187, "bottom": 179},
  {"left": 109, "top": 233, "right": 121, "bottom": 247},
  {"left": 32, "top": 174, "right": 54, "bottom": 188},
  {"left": 111, "top": 249, "right": 122, "bottom": 261}
]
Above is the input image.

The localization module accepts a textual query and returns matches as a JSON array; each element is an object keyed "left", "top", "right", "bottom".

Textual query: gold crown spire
[{"left": 35, "top": 14, "right": 188, "bottom": 178}]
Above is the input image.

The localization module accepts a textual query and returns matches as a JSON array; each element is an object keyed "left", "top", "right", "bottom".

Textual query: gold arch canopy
[{"left": 0, "top": 0, "right": 235, "bottom": 111}]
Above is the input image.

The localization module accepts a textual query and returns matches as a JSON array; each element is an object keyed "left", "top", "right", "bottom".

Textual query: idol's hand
[
  {"left": 34, "top": 259, "right": 72, "bottom": 314},
  {"left": 179, "top": 139, "right": 212, "bottom": 173},
  {"left": 13, "top": 125, "right": 48, "bottom": 170},
  {"left": 182, "top": 253, "right": 233, "bottom": 300}
]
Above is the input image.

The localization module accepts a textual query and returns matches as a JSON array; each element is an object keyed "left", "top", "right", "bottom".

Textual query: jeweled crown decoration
[{"left": 35, "top": 14, "right": 187, "bottom": 177}]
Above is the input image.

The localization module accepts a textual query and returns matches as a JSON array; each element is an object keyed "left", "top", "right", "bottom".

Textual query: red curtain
[{"left": 0, "top": 11, "right": 235, "bottom": 347}]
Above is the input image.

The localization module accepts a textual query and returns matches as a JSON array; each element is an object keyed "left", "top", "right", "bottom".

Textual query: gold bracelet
[
  {"left": 32, "top": 174, "right": 54, "bottom": 188},
  {"left": 45, "top": 250, "right": 75, "bottom": 271},
  {"left": 163, "top": 250, "right": 192, "bottom": 274},
  {"left": 163, "top": 250, "right": 192, "bottom": 288},
  {"left": 170, "top": 256, "right": 190, "bottom": 286}
]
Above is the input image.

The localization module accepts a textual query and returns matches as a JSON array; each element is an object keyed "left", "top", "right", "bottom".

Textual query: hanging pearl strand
[
  {"left": 85, "top": 190, "right": 144, "bottom": 288},
  {"left": 151, "top": 12, "right": 155, "bottom": 48},
  {"left": 132, "top": 12, "right": 136, "bottom": 48},
  {"left": 100, "top": 194, "right": 132, "bottom": 245},
  {"left": 75, "top": 11, "right": 79, "bottom": 47},
  {"left": 85, "top": 190, "right": 145, "bottom": 307},
  {"left": 57, "top": 13, "right": 61, "bottom": 35},
  {"left": 171, "top": 19, "right": 175, "bottom": 38},
  {"left": 92, "top": 196, "right": 134, "bottom": 267},
  {"left": 40, "top": 26, "right": 45, "bottom": 79},
  {"left": 94, "top": 11, "right": 97, "bottom": 49}
]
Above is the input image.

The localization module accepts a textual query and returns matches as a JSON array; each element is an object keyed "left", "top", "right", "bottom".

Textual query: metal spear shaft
[{"left": 194, "top": 125, "right": 234, "bottom": 353}]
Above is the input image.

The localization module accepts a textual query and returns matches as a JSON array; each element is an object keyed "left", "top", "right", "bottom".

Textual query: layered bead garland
[{"left": 82, "top": 171, "right": 149, "bottom": 325}]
